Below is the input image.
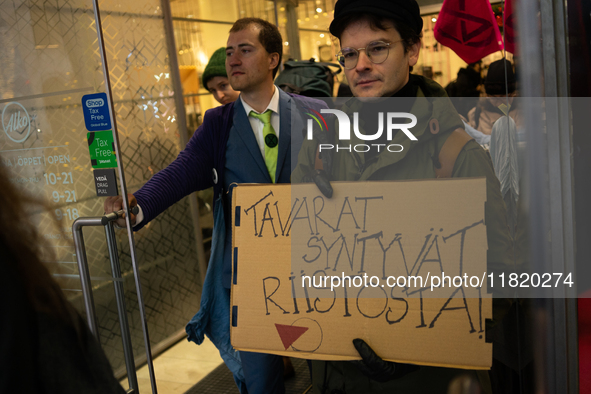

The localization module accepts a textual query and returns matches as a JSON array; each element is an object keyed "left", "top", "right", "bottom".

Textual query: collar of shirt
[{"left": 240, "top": 86, "right": 281, "bottom": 158}]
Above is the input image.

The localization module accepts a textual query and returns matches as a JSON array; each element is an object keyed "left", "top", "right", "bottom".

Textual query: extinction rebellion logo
[
  {"left": 305, "top": 108, "right": 418, "bottom": 153},
  {"left": 2, "top": 102, "right": 31, "bottom": 143}
]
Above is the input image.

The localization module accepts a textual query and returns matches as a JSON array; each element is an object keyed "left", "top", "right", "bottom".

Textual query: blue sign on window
[{"left": 82, "top": 93, "right": 112, "bottom": 131}]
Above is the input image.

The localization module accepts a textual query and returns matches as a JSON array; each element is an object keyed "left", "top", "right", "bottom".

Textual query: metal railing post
[
  {"left": 72, "top": 208, "right": 141, "bottom": 393},
  {"left": 105, "top": 223, "right": 139, "bottom": 393},
  {"left": 72, "top": 217, "right": 102, "bottom": 337}
]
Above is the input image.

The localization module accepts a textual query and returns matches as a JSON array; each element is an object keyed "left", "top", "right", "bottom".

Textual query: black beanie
[
  {"left": 329, "top": 0, "right": 423, "bottom": 38},
  {"left": 485, "top": 59, "right": 516, "bottom": 95}
]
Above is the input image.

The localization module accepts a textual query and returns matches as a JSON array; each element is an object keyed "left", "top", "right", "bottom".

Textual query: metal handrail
[{"left": 72, "top": 207, "right": 140, "bottom": 394}]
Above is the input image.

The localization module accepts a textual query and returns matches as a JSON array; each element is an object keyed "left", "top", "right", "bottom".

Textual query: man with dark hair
[
  {"left": 293, "top": 0, "right": 516, "bottom": 393},
  {"left": 229, "top": 17, "right": 283, "bottom": 78},
  {"left": 328, "top": 0, "right": 423, "bottom": 98},
  {"left": 105, "top": 17, "right": 325, "bottom": 394},
  {"left": 329, "top": 11, "right": 422, "bottom": 62}
]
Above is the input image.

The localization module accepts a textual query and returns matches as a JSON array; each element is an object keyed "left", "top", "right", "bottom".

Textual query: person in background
[
  {"left": 0, "top": 160, "right": 125, "bottom": 394},
  {"left": 202, "top": 47, "right": 240, "bottom": 105},
  {"left": 468, "top": 59, "right": 522, "bottom": 135},
  {"left": 197, "top": 47, "right": 239, "bottom": 255},
  {"left": 445, "top": 60, "right": 482, "bottom": 118}
]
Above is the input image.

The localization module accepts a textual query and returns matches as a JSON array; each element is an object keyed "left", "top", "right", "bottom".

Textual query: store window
[
  {"left": 171, "top": 0, "right": 287, "bottom": 127},
  {"left": 291, "top": 0, "right": 336, "bottom": 61}
]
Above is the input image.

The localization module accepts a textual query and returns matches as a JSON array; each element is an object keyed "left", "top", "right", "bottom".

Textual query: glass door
[{"left": 0, "top": 0, "right": 205, "bottom": 392}]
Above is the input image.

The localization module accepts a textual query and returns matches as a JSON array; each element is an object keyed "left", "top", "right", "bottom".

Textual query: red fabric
[
  {"left": 434, "top": 0, "right": 504, "bottom": 63},
  {"left": 503, "top": 0, "right": 516, "bottom": 55}
]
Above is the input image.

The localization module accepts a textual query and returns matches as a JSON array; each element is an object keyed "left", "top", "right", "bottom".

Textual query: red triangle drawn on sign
[{"left": 275, "top": 323, "right": 309, "bottom": 350}]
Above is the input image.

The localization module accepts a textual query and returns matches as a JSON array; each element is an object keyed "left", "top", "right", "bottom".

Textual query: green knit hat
[{"left": 202, "top": 47, "right": 228, "bottom": 89}]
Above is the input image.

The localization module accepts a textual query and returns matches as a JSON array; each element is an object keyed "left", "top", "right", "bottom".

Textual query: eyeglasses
[{"left": 336, "top": 40, "right": 403, "bottom": 70}]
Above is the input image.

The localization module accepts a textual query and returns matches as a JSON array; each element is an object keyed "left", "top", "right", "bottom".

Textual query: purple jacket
[{"left": 133, "top": 103, "right": 232, "bottom": 230}]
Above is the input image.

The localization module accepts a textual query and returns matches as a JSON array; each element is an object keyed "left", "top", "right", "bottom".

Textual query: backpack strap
[{"left": 435, "top": 128, "right": 474, "bottom": 178}]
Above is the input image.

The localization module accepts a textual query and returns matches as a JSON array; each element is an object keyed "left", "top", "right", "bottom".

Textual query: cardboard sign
[
  {"left": 87, "top": 130, "right": 117, "bottom": 168},
  {"left": 231, "top": 179, "right": 492, "bottom": 370},
  {"left": 82, "top": 92, "right": 112, "bottom": 131}
]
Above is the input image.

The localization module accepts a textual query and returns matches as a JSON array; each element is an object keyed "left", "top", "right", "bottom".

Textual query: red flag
[
  {"left": 504, "top": 0, "right": 516, "bottom": 54},
  {"left": 434, "top": 0, "right": 504, "bottom": 63}
]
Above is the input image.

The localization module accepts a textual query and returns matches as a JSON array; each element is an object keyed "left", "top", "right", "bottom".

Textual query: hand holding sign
[
  {"left": 351, "top": 339, "right": 419, "bottom": 382},
  {"left": 302, "top": 169, "right": 333, "bottom": 198}
]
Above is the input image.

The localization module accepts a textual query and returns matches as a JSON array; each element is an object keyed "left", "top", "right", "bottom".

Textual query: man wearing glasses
[
  {"left": 334, "top": 10, "right": 420, "bottom": 99},
  {"left": 293, "top": 0, "right": 515, "bottom": 392}
]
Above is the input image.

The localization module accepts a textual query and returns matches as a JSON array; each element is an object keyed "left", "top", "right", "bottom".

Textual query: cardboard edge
[
  {"left": 230, "top": 183, "right": 293, "bottom": 344},
  {"left": 232, "top": 346, "right": 492, "bottom": 370},
  {"left": 231, "top": 189, "right": 238, "bottom": 342}
]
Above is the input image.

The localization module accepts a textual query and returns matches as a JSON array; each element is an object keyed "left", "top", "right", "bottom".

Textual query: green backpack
[{"left": 275, "top": 58, "right": 342, "bottom": 97}]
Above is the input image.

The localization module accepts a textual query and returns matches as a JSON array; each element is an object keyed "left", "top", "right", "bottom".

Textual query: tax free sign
[
  {"left": 82, "top": 93, "right": 117, "bottom": 169},
  {"left": 82, "top": 93, "right": 112, "bottom": 131},
  {"left": 82, "top": 93, "right": 118, "bottom": 196}
]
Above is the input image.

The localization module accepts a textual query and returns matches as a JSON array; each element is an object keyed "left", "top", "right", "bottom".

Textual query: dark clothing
[
  {"left": 393, "top": 75, "right": 419, "bottom": 99},
  {"left": 0, "top": 244, "right": 125, "bottom": 394},
  {"left": 364, "top": 75, "right": 418, "bottom": 162},
  {"left": 240, "top": 351, "right": 286, "bottom": 393},
  {"left": 447, "top": 67, "right": 482, "bottom": 95},
  {"left": 445, "top": 67, "right": 482, "bottom": 118},
  {"left": 293, "top": 74, "right": 513, "bottom": 394},
  {"left": 34, "top": 310, "right": 126, "bottom": 394}
]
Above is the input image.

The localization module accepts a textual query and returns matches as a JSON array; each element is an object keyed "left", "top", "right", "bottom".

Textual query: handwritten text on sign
[{"left": 231, "top": 180, "right": 492, "bottom": 369}]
